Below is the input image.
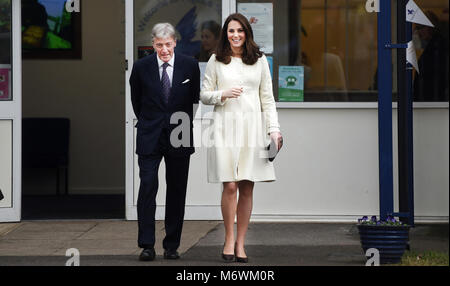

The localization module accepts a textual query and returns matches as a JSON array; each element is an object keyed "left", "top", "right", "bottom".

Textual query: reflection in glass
[
  {"left": 236, "top": 0, "right": 382, "bottom": 101},
  {"left": 233, "top": 0, "right": 449, "bottom": 102},
  {"left": 300, "top": 0, "right": 379, "bottom": 98},
  {"left": 134, "top": 0, "right": 221, "bottom": 61},
  {"left": 196, "top": 20, "right": 221, "bottom": 62}
]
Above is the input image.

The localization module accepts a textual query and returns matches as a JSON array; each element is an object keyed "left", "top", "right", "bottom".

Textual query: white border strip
[
  {"left": 277, "top": 102, "right": 449, "bottom": 109},
  {"left": 251, "top": 214, "right": 449, "bottom": 223},
  {"left": 0, "top": 0, "right": 22, "bottom": 222},
  {"left": 127, "top": 205, "right": 449, "bottom": 223},
  {"left": 125, "top": 0, "right": 135, "bottom": 221}
]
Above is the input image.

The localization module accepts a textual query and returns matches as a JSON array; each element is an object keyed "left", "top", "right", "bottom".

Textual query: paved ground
[{"left": 0, "top": 221, "right": 448, "bottom": 266}]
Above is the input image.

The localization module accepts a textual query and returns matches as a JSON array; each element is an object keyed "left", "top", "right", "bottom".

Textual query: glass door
[
  {"left": 125, "top": 0, "right": 229, "bottom": 220},
  {"left": 0, "top": 0, "right": 22, "bottom": 222}
]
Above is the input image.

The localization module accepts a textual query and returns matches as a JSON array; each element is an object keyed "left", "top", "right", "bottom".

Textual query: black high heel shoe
[
  {"left": 234, "top": 243, "right": 249, "bottom": 263},
  {"left": 222, "top": 244, "right": 235, "bottom": 262}
]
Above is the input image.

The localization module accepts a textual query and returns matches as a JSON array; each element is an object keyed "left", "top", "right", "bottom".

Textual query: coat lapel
[{"left": 170, "top": 54, "right": 183, "bottom": 103}]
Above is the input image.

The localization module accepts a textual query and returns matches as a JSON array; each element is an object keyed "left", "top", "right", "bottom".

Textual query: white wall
[
  {"left": 410, "top": 108, "right": 449, "bottom": 219},
  {"left": 132, "top": 107, "right": 449, "bottom": 222}
]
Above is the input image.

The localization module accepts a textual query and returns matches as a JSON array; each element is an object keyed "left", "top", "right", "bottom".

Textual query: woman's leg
[
  {"left": 235, "top": 180, "right": 254, "bottom": 258},
  {"left": 222, "top": 182, "right": 238, "bottom": 254}
]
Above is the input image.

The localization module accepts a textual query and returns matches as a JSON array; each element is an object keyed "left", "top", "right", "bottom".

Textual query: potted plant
[{"left": 357, "top": 215, "right": 411, "bottom": 264}]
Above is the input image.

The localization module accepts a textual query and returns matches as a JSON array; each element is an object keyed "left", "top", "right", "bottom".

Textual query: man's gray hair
[{"left": 152, "top": 23, "right": 177, "bottom": 41}]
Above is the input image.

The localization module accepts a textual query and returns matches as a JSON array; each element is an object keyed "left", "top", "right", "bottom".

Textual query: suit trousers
[{"left": 137, "top": 128, "right": 191, "bottom": 250}]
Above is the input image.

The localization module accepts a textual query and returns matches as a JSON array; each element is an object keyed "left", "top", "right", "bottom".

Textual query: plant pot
[{"left": 357, "top": 224, "right": 410, "bottom": 264}]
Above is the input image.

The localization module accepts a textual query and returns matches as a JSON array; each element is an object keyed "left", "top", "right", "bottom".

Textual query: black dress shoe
[
  {"left": 163, "top": 249, "right": 180, "bottom": 260},
  {"left": 221, "top": 243, "right": 235, "bottom": 262},
  {"left": 139, "top": 248, "right": 156, "bottom": 261}
]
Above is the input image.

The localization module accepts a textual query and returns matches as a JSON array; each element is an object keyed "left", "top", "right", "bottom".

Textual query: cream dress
[{"left": 200, "top": 54, "right": 280, "bottom": 183}]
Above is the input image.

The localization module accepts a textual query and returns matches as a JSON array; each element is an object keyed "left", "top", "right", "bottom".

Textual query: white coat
[{"left": 200, "top": 54, "right": 281, "bottom": 183}]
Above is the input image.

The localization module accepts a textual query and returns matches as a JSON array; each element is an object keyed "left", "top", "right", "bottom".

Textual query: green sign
[{"left": 278, "top": 66, "right": 304, "bottom": 102}]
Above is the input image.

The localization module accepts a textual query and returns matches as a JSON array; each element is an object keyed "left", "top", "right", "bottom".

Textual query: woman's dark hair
[{"left": 216, "top": 13, "right": 262, "bottom": 65}]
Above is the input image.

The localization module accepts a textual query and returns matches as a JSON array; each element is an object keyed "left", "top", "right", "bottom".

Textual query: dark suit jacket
[
  {"left": 130, "top": 53, "right": 200, "bottom": 156},
  {"left": 413, "top": 32, "right": 449, "bottom": 102}
]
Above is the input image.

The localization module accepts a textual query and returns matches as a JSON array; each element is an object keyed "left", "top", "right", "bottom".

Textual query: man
[{"left": 129, "top": 23, "right": 200, "bottom": 261}]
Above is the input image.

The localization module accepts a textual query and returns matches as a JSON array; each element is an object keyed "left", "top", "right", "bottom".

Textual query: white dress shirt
[{"left": 157, "top": 54, "right": 175, "bottom": 87}]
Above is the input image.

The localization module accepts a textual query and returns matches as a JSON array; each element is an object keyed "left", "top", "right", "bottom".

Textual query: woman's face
[
  {"left": 227, "top": 20, "right": 246, "bottom": 53},
  {"left": 201, "top": 29, "right": 218, "bottom": 52}
]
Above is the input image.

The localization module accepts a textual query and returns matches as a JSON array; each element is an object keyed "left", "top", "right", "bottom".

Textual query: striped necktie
[{"left": 161, "top": 62, "right": 170, "bottom": 104}]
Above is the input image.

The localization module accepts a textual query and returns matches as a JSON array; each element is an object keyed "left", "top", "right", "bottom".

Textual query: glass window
[
  {"left": 134, "top": 0, "right": 222, "bottom": 61},
  {"left": 0, "top": 0, "right": 11, "bottom": 101},
  {"left": 236, "top": 0, "right": 449, "bottom": 102}
]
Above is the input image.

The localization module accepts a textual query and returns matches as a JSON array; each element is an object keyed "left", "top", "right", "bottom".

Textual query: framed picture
[{"left": 22, "top": 0, "right": 82, "bottom": 59}]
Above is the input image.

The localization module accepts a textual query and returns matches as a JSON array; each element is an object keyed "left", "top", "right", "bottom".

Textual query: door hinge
[{"left": 125, "top": 59, "right": 129, "bottom": 71}]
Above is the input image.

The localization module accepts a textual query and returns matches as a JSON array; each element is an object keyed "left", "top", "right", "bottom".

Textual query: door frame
[
  {"left": 124, "top": 0, "right": 236, "bottom": 220},
  {"left": 0, "top": 0, "right": 22, "bottom": 222}
]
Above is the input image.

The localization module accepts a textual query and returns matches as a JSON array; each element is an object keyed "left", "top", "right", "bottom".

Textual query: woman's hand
[
  {"left": 270, "top": 131, "right": 283, "bottom": 151},
  {"left": 221, "top": 87, "right": 243, "bottom": 102}
]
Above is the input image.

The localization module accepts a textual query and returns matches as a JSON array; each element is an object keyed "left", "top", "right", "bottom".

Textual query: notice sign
[
  {"left": 278, "top": 66, "right": 304, "bottom": 102},
  {"left": 0, "top": 69, "right": 10, "bottom": 100},
  {"left": 238, "top": 3, "right": 273, "bottom": 54}
]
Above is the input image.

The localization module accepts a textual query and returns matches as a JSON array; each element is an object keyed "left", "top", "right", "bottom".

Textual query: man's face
[{"left": 153, "top": 37, "right": 176, "bottom": 62}]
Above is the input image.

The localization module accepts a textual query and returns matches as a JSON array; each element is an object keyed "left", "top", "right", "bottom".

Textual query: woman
[
  {"left": 196, "top": 20, "right": 221, "bottom": 62},
  {"left": 200, "top": 13, "right": 283, "bottom": 263}
]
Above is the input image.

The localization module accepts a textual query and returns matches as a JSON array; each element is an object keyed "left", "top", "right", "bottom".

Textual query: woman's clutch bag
[{"left": 267, "top": 138, "right": 279, "bottom": 162}]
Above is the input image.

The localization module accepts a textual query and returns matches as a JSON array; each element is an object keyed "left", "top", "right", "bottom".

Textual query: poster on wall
[
  {"left": 278, "top": 66, "right": 304, "bottom": 102},
  {"left": 0, "top": 68, "right": 10, "bottom": 100},
  {"left": 237, "top": 3, "right": 273, "bottom": 54}
]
